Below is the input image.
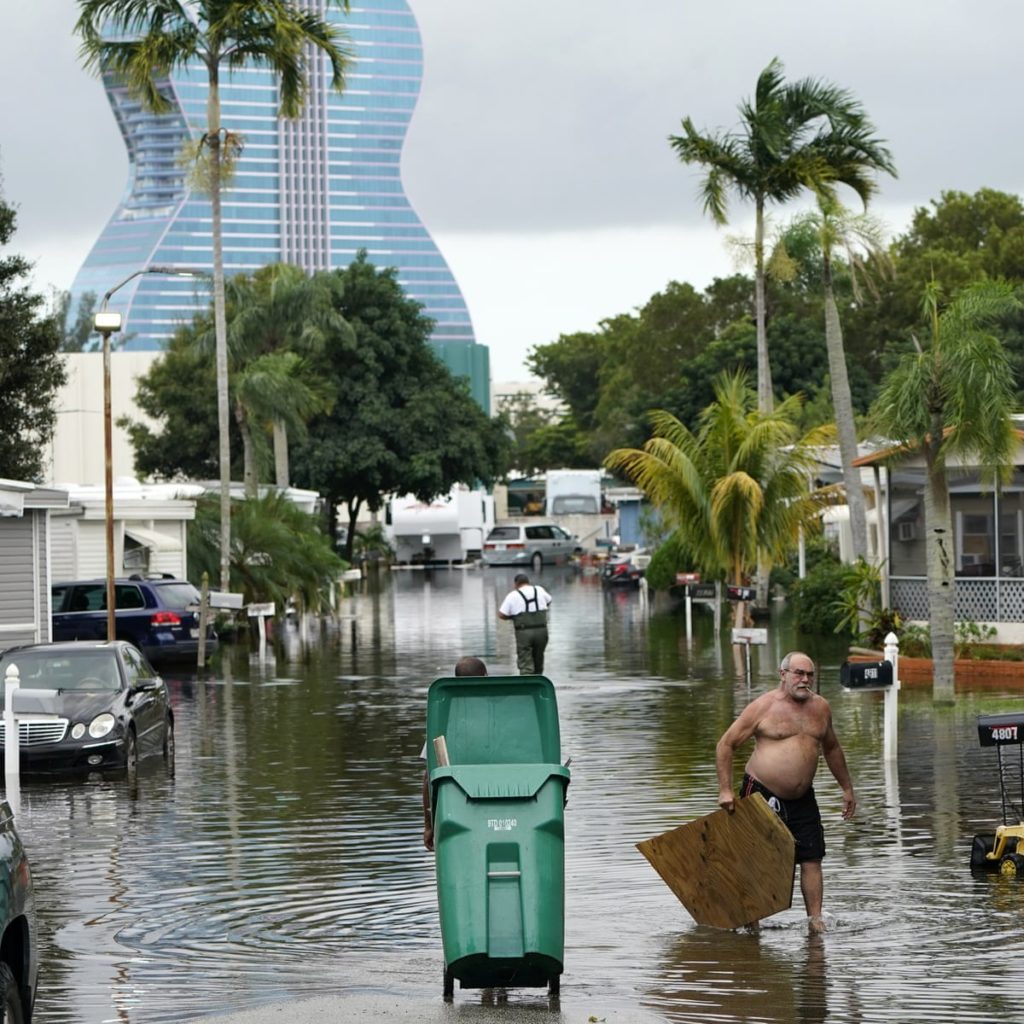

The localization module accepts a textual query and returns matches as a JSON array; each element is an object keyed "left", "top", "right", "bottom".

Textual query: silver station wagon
[{"left": 481, "top": 523, "right": 582, "bottom": 570}]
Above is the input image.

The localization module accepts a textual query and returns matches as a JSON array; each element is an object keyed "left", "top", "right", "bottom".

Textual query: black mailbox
[
  {"left": 840, "top": 660, "right": 893, "bottom": 689},
  {"left": 977, "top": 712, "right": 1024, "bottom": 747},
  {"left": 726, "top": 585, "right": 756, "bottom": 602}
]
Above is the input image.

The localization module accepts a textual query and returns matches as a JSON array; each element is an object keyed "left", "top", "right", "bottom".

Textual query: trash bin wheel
[
  {"left": 999, "top": 853, "right": 1024, "bottom": 877},
  {"left": 548, "top": 974, "right": 560, "bottom": 996},
  {"left": 443, "top": 967, "right": 454, "bottom": 1000}
]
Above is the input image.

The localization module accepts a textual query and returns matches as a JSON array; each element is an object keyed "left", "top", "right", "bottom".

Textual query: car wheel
[
  {"left": 531, "top": 552, "right": 543, "bottom": 573},
  {"left": 162, "top": 716, "right": 175, "bottom": 769},
  {"left": 0, "top": 961, "right": 26, "bottom": 1024}
]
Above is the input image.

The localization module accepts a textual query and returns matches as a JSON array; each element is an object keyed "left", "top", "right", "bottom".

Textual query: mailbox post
[
  {"left": 3, "top": 665, "right": 19, "bottom": 780},
  {"left": 840, "top": 632, "right": 900, "bottom": 762},
  {"left": 883, "top": 631, "right": 900, "bottom": 761},
  {"left": 248, "top": 602, "right": 276, "bottom": 660},
  {"left": 676, "top": 573, "right": 700, "bottom": 640}
]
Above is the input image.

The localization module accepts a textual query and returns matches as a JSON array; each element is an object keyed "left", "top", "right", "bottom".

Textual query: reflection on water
[{"left": 6, "top": 568, "right": 1024, "bottom": 1022}]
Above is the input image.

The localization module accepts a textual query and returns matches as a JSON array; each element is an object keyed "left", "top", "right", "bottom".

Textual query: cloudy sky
[{"left": 3, "top": 1, "right": 1024, "bottom": 380}]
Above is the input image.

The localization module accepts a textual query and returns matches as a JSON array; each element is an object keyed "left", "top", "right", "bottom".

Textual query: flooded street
[{"left": 9, "top": 567, "right": 1024, "bottom": 1023}]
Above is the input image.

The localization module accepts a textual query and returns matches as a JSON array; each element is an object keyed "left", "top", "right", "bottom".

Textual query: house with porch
[{"left": 852, "top": 438, "right": 1024, "bottom": 643}]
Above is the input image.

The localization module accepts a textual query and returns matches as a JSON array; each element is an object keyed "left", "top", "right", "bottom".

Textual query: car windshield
[{"left": 0, "top": 651, "right": 121, "bottom": 691}]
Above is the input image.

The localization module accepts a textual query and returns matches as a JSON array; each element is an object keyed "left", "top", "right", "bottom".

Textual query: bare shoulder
[
  {"left": 740, "top": 689, "right": 778, "bottom": 721},
  {"left": 810, "top": 692, "right": 833, "bottom": 714}
]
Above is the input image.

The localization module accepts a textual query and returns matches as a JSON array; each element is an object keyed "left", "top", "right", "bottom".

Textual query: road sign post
[{"left": 731, "top": 627, "right": 768, "bottom": 686}]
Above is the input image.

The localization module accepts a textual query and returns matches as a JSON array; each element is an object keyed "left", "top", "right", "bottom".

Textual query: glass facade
[{"left": 68, "top": 0, "right": 489, "bottom": 411}]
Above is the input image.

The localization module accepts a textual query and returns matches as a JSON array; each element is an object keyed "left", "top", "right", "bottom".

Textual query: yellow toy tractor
[{"left": 970, "top": 712, "right": 1024, "bottom": 876}]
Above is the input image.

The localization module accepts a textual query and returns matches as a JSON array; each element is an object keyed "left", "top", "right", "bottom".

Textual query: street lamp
[{"left": 93, "top": 265, "right": 204, "bottom": 641}]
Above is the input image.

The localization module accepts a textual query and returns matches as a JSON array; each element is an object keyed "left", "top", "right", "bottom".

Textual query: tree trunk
[
  {"left": 822, "top": 257, "right": 870, "bottom": 564},
  {"left": 924, "top": 444, "right": 956, "bottom": 704},
  {"left": 235, "top": 398, "right": 257, "bottom": 498},
  {"left": 273, "top": 419, "right": 289, "bottom": 488},
  {"left": 208, "top": 68, "right": 232, "bottom": 591},
  {"left": 753, "top": 199, "right": 773, "bottom": 415},
  {"left": 753, "top": 200, "right": 772, "bottom": 609},
  {"left": 344, "top": 498, "right": 362, "bottom": 564}
]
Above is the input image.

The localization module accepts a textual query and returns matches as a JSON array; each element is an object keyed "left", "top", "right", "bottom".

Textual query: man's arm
[
  {"left": 821, "top": 714, "right": 856, "bottom": 820},
  {"left": 715, "top": 700, "right": 763, "bottom": 812}
]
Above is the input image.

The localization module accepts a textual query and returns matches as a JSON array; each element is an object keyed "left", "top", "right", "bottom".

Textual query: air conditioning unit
[{"left": 897, "top": 521, "right": 916, "bottom": 541}]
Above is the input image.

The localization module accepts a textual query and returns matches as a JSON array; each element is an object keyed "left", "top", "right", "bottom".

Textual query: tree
[
  {"left": 669, "top": 56, "right": 896, "bottom": 415},
  {"left": 290, "top": 253, "right": 510, "bottom": 560},
  {"left": 76, "top": 0, "right": 352, "bottom": 590},
  {"left": 0, "top": 194, "right": 67, "bottom": 480},
  {"left": 59, "top": 289, "right": 98, "bottom": 352},
  {"left": 199, "top": 264, "right": 347, "bottom": 494},
  {"left": 871, "top": 280, "right": 1021, "bottom": 704},
  {"left": 776, "top": 203, "right": 893, "bottom": 563},
  {"left": 859, "top": 189, "right": 1024, "bottom": 396},
  {"left": 605, "top": 371, "right": 835, "bottom": 620},
  {"left": 121, "top": 323, "right": 237, "bottom": 482},
  {"left": 187, "top": 492, "right": 345, "bottom": 612}
]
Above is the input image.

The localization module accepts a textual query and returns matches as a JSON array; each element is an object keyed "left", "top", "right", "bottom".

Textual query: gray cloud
[{"left": 3, "top": 0, "right": 1023, "bottom": 288}]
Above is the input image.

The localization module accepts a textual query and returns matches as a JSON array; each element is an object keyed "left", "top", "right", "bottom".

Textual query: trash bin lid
[
  {"left": 431, "top": 763, "right": 570, "bottom": 800},
  {"left": 426, "top": 675, "right": 561, "bottom": 771}
]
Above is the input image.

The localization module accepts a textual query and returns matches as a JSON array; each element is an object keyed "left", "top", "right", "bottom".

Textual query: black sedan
[{"left": 0, "top": 641, "right": 173, "bottom": 774}]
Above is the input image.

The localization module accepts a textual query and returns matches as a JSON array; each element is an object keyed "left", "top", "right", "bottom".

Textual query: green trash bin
[{"left": 426, "top": 675, "right": 570, "bottom": 997}]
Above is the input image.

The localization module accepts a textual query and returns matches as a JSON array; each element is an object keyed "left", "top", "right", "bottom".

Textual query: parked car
[
  {"left": 0, "top": 641, "right": 173, "bottom": 775},
  {"left": 51, "top": 575, "right": 216, "bottom": 664},
  {"left": 482, "top": 523, "right": 582, "bottom": 570},
  {"left": 601, "top": 552, "right": 646, "bottom": 588},
  {"left": 0, "top": 800, "right": 38, "bottom": 1022}
]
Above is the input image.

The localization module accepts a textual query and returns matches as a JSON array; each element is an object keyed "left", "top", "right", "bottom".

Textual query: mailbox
[
  {"left": 726, "top": 585, "right": 756, "bottom": 602},
  {"left": 840, "top": 660, "right": 893, "bottom": 689},
  {"left": 977, "top": 712, "right": 1024, "bottom": 747}
]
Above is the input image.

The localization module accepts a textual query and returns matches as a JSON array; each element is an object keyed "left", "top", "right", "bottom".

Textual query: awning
[
  {"left": 124, "top": 524, "right": 183, "bottom": 552},
  {"left": 0, "top": 490, "right": 25, "bottom": 517}
]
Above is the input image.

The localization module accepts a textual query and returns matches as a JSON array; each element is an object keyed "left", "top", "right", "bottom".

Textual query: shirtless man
[{"left": 716, "top": 651, "right": 856, "bottom": 929}]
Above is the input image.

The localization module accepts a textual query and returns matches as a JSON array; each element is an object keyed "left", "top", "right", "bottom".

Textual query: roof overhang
[{"left": 124, "top": 524, "right": 183, "bottom": 552}]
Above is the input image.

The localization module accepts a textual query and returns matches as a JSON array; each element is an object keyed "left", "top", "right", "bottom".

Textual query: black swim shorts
[{"left": 741, "top": 774, "right": 826, "bottom": 863}]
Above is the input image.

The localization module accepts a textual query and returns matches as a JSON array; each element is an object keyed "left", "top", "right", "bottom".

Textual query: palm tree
[
  {"left": 669, "top": 57, "right": 896, "bottom": 416},
  {"left": 76, "top": 0, "right": 351, "bottom": 590},
  {"left": 871, "top": 280, "right": 1021, "bottom": 704},
  {"left": 215, "top": 264, "right": 349, "bottom": 494},
  {"left": 775, "top": 201, "right": 893, "bottom": 564},
  {"left": 605, "top": 371, "right": 837, "bottom": 621}
]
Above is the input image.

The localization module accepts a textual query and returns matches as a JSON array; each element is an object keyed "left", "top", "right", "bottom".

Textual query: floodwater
[{"left": 8, "top": 567, "right": 1024, "bottom": 1023}]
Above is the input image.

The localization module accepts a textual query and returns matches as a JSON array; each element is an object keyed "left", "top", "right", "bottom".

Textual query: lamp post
[{"left": 93, "top": 265, "right": 202, "bottom": 641}]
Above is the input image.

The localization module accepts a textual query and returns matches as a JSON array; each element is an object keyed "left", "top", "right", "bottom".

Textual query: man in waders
[{"left": 498, "top": 573, "right": 553, "bottom": 674}]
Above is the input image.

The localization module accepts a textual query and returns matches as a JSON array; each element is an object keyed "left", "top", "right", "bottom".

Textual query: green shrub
[
  {"left": 644, "top": 533, "right": 691, "bottom": 592},
  {"left": 790, "top": 557, "right": 850, "bottom": 635}
]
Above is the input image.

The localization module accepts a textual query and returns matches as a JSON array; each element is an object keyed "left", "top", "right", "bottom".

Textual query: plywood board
[{"left": 636, "top": 793, "right": 796, "bottom": 929}]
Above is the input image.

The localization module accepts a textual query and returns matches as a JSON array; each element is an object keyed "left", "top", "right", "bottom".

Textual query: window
[{"left": 114, "top": 586, "right": 146, "bottom": 610}]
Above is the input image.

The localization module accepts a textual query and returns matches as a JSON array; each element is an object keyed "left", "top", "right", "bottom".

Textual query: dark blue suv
[{"left": 51, "top": 576, "right": 217, "bottom": 664}]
